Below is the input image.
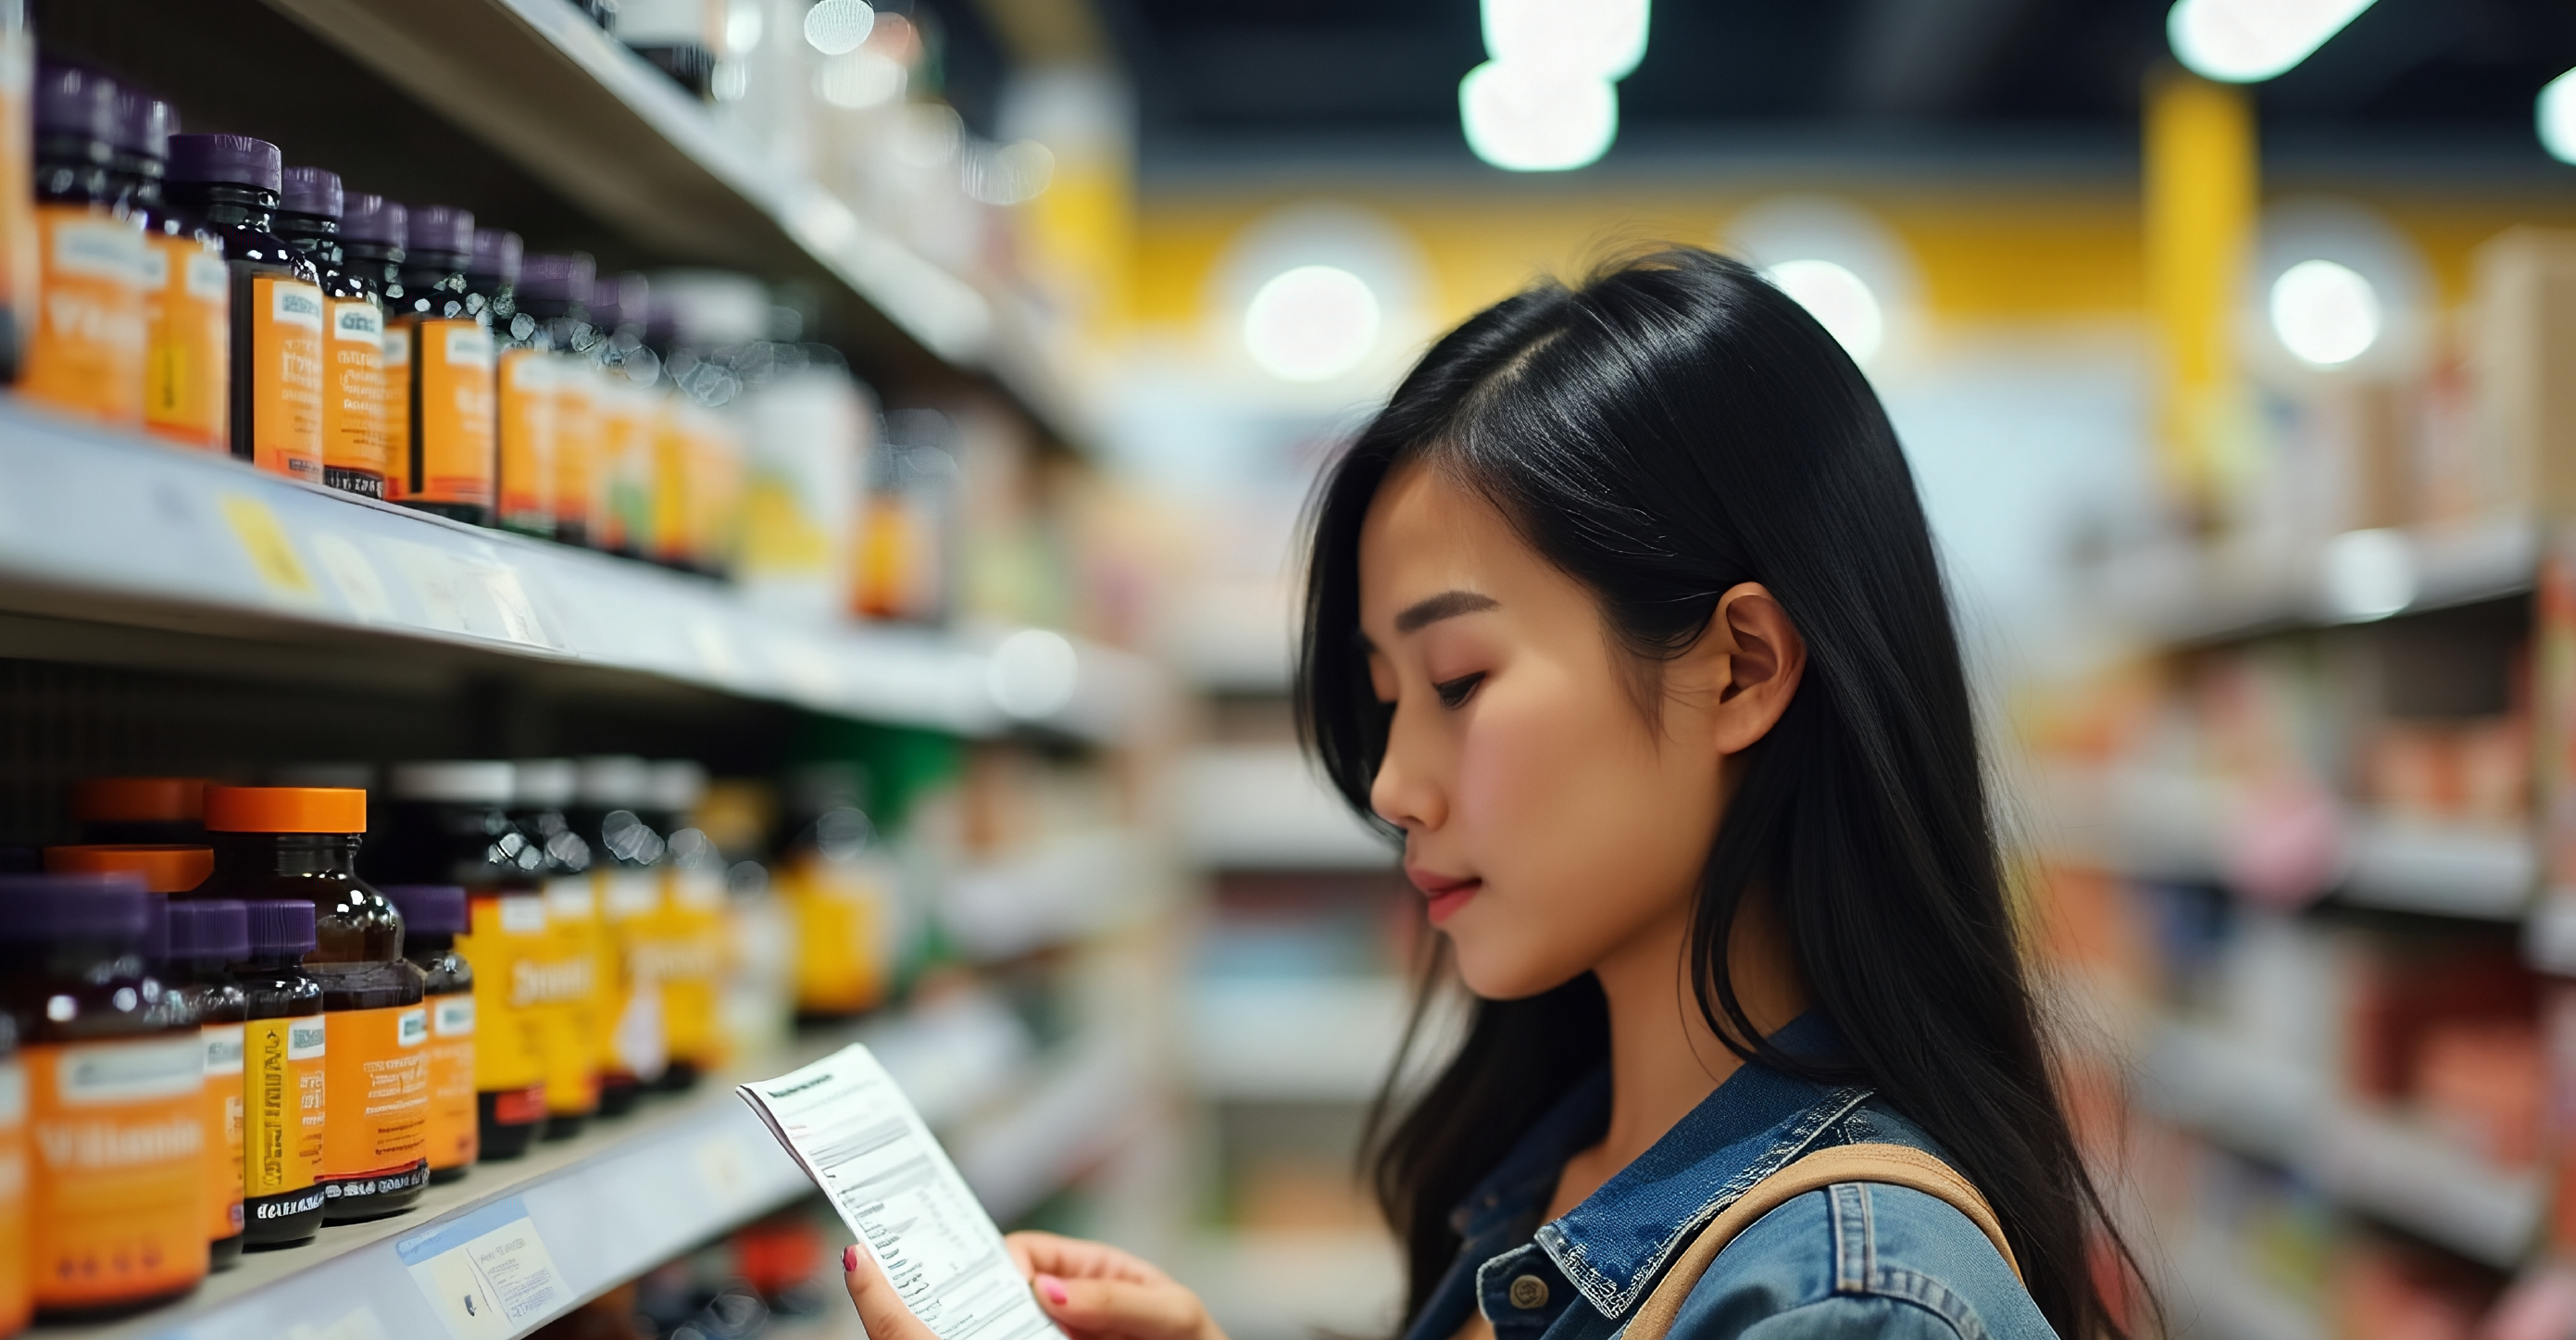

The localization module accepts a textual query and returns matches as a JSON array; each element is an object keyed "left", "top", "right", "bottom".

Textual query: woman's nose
[{"left": 1370, "top": 703, "right": 1447, "bottom": 833}]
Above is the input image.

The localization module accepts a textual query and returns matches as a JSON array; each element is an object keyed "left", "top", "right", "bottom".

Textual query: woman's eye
[{"left": 1433, "top": 672, "right": 1485, "bottom": 709}]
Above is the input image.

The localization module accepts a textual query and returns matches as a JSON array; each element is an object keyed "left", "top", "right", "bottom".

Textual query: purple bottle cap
[
  {"left": 0, "top": 871, "right": 148, "bottom": 941},
  {"left": 245, "top": 898, "right": 317, "bottom": 957},
  {"left": 140, "top": 892, "right": 170, "bottom": 961},
  {"left": 406, "top": 205, "right": 474, "bottom": 261},
  {"left": 169, "top": 133, "right": 282, "bottom": 194},
  {"left": 379, "top": 884, "right": 466, "bottom": 935},
  {"left": 281, "top": 167, "right": 342, "bottom": 219},
  {"left": 592, "top": 272, "right": 647, "bottom": 329},
  {"left": 34, "top": 64, "right": 118, "bottom": 144},
  {"left": 470, "top": 229, "right": 522, "bottom": 285},
  {"left": 344, "top": 194, "right": 405, "bottom": 248},
  {"left": 518, "top": 253, "right": 596, "bottom": 305},
  {"left": 170, "top": 899, "right": 250, "bottom": 962},
  {"left": 112, "top": 91, "right": 176, "bottom": 158}
]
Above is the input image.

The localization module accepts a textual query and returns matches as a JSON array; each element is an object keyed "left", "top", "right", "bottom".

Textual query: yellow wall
[{"left": 1132, "top": 180, "right": 2576, "bottom": 335}]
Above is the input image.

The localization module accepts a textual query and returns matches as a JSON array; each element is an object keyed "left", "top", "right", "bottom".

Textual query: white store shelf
[
  {"left": 1184, "top": 976, "right": 1412, "bottom": 1103},
  {"left": 0, "top": 407, "right": 1149, "bottom": 743},
  {"left": 2157, "top": 1230, "right": 2328, "bottom": 1340},
  {"left": 2092, "top": 518, "right": 2536, "bottom": 646},
  {"left": 1175, "top": 745, "right": 1393, "bottom": 872},
  {"left": 2140, "top": 1021, "right": 2543, "bottom": 1269}
]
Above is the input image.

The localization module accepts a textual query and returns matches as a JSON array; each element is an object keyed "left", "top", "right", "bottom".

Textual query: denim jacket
[{"left": 1397, "top": 1019, "right": 2058, "bottom": 1340}]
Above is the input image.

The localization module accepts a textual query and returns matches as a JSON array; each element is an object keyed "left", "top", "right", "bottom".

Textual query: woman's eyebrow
[{"left": 1395, "top": 590, "right": 1500, "bottom": 633}]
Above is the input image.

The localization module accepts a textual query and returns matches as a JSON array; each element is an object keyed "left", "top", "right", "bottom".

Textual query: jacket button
[{"left": 1508, "top": 1275, "right": 1549, "bottom": 1309}]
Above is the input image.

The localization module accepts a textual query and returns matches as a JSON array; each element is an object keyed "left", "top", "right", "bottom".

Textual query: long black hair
[{"left": 1294, "top": 247, "right": 2134, "bottom": 1340}]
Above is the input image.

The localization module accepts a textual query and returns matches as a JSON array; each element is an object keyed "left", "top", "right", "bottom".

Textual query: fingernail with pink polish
[
  {"left": 844, "top": 1246, "right": 861, "bottom": 1273},
  {"left": 1039, "top": 1275, "right": 1069, "bottom": 1306}
]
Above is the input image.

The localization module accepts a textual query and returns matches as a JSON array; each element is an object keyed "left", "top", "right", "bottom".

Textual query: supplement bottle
[
  {"left": 113, "top": 95, "right": 228, "bottom": 452},
  {"left": 69, "top": 776, "right": 206, "bottom": 845},
  {"left": 0, "top": 872, "right": 207, "bottom": 1313},
  {"left": 479, "top": 230, "right": 554, "bottom": 537},
  {"left": 516, "top": 253, "right": 601, "bottom": 546},
  {"left": 0, "top": 0, "right": 34, "bottom": 387},
  {"left": 588, "top": 758, "right": 687, "bottom": 1090},
  {"left": 166, "top": 900, "right": 249, "bottom": 1270},
  {"left": 0, "top": 1012, "right": 27, "bottom": 1336},
  {"left": 592, "top": 271, "right": 657, "bottom": 557},
  {"left": 275, "top": 168, "right": 385, "bottom": 500},
  {"left": 234, "top": 898, "right": 323, "bottom": 1247},
  {"left": 21, "top": 65, "right": 144, "bottom": 426},
  {"left": 366, "top": 763, "right": 547, "bottom": 1160},
  {"left": 382, "top": 206, "right": 494, "bottom": 523},
  {"left": 513, "top": 761, "right": 600, "bottom": 1137},
  {"left": 196, "top": 787, "right": 427, "bottom": 1223},
  {"left": 379, "top": 885, "right": 474, "bottom": 1183},
  {"left": 43, "top": 842, "right": 212, "bottom": 894},
  {"left": 163, "top": 134, "right": 323, "bottom": 482}
]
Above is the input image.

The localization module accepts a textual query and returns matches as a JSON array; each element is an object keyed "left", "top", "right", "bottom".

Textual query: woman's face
[{"left": 1358, "top": 462, "right": 1744, "bottom": 1001}]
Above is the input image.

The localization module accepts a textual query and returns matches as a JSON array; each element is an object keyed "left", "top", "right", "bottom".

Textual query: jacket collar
[{"left": 1446, "top": 1013, "right": 1872, "bottom": 1321}]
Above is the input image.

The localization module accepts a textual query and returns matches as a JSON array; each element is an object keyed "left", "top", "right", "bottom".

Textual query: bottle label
[
  {"left": 0, "top": 1056, "right": 28, "bottom": 1332},
  {"left": 319, "top": 1004, "right": 429, "bottom": 1196},
  {"left": 243, "top": 1017, "right": 325, "bottom": 1221},
  {"left": 323, "top": 299, "right": 387, "bottom": 495},
  {"left": 20, "top": 204, "right": 147, "bottom": 424},
  {"left": 249, "top": 275, "right": 325, "bottom": 481},
  {"left": 27, "top": 1036, "right": 207, "bottom": 1307},
  {"left": 459, "top": 896, "right": 548, "bottom": 1099},
  {"left": 143, "top": 233, "right": 229, "bottom": 450},
  {"left": 643, "top": 872, "right": 730, "bottom": 1068},
  {"left": 553, "top": 359, "right": 602, "bottom": 537},
  {"left": 203, "top": 1023, "right": 246, "bottom": 1241},
  {"left": 497, "top": 347, "right": 556, "bottom": 530},
  {"left": 426, "top": 994, "right": 476, "bottom": 1170},
  {"left": 600, "top": 382, "right": 654, "bottom": 552},
  {"left": 400, "top": 318, "right": 495, "bottom": 507},
  {"left": 381, "top": 320, "right": 414, "bottom": 500},
  {"left": 788, "top": 858, "right": 892, "bottom": 1017}
]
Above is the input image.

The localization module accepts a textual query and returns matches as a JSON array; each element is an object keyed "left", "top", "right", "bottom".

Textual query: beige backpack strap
[{"left": 1620, "top": 1143, "right": 2020, "bottom": 1340}]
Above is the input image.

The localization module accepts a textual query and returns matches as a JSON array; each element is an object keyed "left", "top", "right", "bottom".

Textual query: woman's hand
[
  {"left": 839, "top": 1234, "right": 1225, "bottom": 1340},
  {"left": 1006, "top": 1232, "right": 1224, "bottom": 1340}
]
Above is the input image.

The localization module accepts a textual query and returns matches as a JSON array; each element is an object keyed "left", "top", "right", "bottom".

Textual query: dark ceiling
[{"left": 1086, "top": 0, "right": 2576, "bottom": 168}]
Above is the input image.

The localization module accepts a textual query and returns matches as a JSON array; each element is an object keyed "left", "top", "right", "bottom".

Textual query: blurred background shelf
[
  {"left": 0, "top": 404, "right": 1151, "bottom": 745},
  {"left": 2088, "top": 519, "right": 2537, "bottom": 648}
]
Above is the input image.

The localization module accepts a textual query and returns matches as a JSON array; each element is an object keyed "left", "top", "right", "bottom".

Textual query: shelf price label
[
  {"left": 219, "top": 493, "right": 323, "bottom": 608},
  {"left": 395, "top": 1195, "right": 568, "bottom": 1340}
]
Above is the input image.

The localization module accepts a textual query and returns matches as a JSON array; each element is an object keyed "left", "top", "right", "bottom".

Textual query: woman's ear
[{"left": 1705, "top": 582, "right": 1806, "bottom": 755}]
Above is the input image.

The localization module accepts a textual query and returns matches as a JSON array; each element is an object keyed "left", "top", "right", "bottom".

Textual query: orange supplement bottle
[
  {"left": 0, "top": 872, "right": 207, "bottom": 1315},
  {"left": 479, "top": 230, "right": 553, "bottom": 537},
  {"left": 0, "top": 1012, "right": 28, "bottom": 1336},
  {"left": 23, "top": 65, "right": 144, "bottom": 425},
  {"left": 275, "top": 169, "right": 385, "bottom": 500},
  {"left": 197, "top": 787, "right": 427, "bottom": 1223},
  {"left": 381, "top": 885, "right": 474, "bottom": 1183},
  {"left": 163, "top": 135, "right": 323, "bottom": 482},
  {"left": 70, "top": 776, "right": 206, "bottom": 845},
  {"left": 383, "top": 206, "right": 494, "bottom": 524},
  {"left": 234, "top": 898, "right": 323, "bottom": 1247},
  {"left": 111, "top": 94, "right": 227, "bottom": 452},
  {"left": 518, "top": 254, "right": 603, "bottom": 546},
  {"left": 166, "top": 900, "right": 249, "bottom": 1270}
]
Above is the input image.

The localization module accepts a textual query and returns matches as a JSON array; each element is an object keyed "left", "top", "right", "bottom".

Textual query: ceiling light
[
  {"left": 2168, "top": 0, "right": 2374, "bottom": 82},
  {"left": 1765, "top": 259, "right": 1884, "bottom": 366},
  {"left": 2541, "top": 68, "right": 2576, "bottom": 164},
  {"left": 1458, "top": 62, "right": 1618, "bottom": 172},
  {"left": 805, "top": 0, "right": 875, "bottom": 56},
  {"left": 1482, "top": 0, "right": 1650, "bottom": 80},
  {"left": 2269, "top": 258, "right": 2379, "bottom": 367},
  {"left": 1243, "top": 265, "right": 1382, "bottom": 382}
]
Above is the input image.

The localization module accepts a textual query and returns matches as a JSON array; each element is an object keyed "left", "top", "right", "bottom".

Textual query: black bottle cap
[
  {"left": 111, "top": 91, "right": 176, "bottom": 159},
  {"left": 169, "top": 133, "right": 282, "bottom": 194},
  {"left": 281, "top": 167, "right": 342, "bottom": 219}
]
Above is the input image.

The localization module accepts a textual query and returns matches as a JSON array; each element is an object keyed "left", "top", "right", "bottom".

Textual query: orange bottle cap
[
  {"left": 44, "top": 844, "right": 216, "bottom": 894},
  {"left": 202, "top": 785, "right": 368, "bottom": 834},
  {"left": 69, "top": 777, "right": 206, "bottom": 823}
]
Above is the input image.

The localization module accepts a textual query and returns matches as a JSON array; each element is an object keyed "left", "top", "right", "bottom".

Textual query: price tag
[
  {"left": 310, "top": 532, "right": 396, "bottom": 623},
  {"left": 395, "top": 1196, "right": 568, "bottom": 1340},
  {"left": 219, "top": 493, "right": 321, "bottom": 606},
  {"left": 475, "top": 566, "right": 553, "bottom": 648}
]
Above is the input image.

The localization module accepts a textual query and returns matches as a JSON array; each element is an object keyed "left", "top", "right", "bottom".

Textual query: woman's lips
[{"left": 1408, "top": 869, "right": 1482, "bottom": 924}]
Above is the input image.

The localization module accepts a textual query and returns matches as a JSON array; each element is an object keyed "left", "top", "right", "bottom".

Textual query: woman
[{"left": 842, "top": 247, "right": 2135, "bottom": 1340}]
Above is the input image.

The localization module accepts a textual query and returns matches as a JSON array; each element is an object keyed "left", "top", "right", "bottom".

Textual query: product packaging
[
  {"left": 275, "top": 168, "right": 386, "bottom": 499},
  {"left": 166, "top": 899, "right": 249, "bottom": 1269},
  {"left": 0, "top": 0, "right": 35, "bottom": 386},
  {"left": 22, "top": 65, "right": 144, "bottom": 425},
  {"left": 381, "top": 885, "right": 476, "bottom": 1183},
  {"left": 383, "top": 206, "right": 494, "bottom": 522},
  {"left": 516, "top": 253, "right": 603, "bottom": 546},
  {"left": 164, "top": 134, "right": 323, "bottom": 482},
  {"left": 234, "top": 898, "right": 324, "bottom": 1246}
]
